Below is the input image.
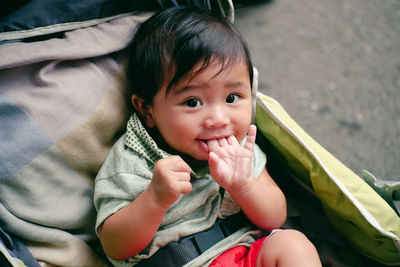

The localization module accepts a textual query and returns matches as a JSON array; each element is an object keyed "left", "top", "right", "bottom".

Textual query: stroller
[{"left": 1, "top": 0, "right": 399, "bottom": 266}]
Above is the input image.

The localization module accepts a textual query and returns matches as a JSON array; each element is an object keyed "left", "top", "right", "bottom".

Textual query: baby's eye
[
  {"left": 226, "top": 94, "right": 239, "bottom": 104},
  {"left": 184, "top": 98, "right": 202, "bottom": 107}
]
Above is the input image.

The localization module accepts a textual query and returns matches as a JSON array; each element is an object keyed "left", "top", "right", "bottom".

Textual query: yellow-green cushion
[{"left": 255, "top": 92, "right": 400, "bottom": 265}]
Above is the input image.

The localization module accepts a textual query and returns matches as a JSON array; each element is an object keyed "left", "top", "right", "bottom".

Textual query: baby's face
[{"left": 145, "top": 60, "right": 252, "bottom": 161}]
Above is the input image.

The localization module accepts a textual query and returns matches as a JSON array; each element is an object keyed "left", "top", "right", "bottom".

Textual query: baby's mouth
[{"left": 198, "top": 136, "right": 229, "bottom": 152}]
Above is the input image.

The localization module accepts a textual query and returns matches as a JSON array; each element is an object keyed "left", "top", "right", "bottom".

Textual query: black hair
[{"left": 127, "top": 7, "right": 253, "bottom": 105}]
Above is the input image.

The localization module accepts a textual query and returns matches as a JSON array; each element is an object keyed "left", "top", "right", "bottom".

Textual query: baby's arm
[
  {"left": 208, "top": 125, "right": 286, "bottom": 230},
  {"left": 98, "top": 156, "right": 192, "bottom": 260}
]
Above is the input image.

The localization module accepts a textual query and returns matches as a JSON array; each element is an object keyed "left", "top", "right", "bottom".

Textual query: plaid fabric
[{"left": 0, "top": 13, "right": 148, "bottom": 266}]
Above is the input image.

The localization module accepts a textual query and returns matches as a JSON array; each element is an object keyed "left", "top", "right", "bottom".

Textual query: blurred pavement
[{"left": 235, "top": 0, "right": 400, "bottom": 181}]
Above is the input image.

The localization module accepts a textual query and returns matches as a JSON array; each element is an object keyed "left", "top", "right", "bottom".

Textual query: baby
[{"left": 94, "top": 6, "right": 321, "bottom": 267}]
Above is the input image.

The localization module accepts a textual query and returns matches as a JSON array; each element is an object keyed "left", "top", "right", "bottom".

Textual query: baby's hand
[
  {"left": 148, "top": 156, "right": 192, "bottom": 209},
  {"left": 208, "top": 125, "right": 256, "bottom": 193}
]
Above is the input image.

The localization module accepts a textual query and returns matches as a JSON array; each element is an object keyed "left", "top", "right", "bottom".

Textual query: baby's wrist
[
  {"left": 229, "top": 176, "right": 254, "bottom": 199},
  {"left": 144, "top": 185, "right": 171, "bottom": 212}
]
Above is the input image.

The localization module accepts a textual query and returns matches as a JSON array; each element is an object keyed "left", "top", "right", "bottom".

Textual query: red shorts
[{"left": 208, "top": 237, "right": 267, "bottom": 267}]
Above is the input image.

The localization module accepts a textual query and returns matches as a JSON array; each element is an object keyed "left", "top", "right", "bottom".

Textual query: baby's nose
[{"left": 204, "top": 106, "right": 229, "bottom": 128}]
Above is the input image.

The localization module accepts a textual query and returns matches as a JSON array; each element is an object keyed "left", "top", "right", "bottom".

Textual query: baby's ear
[{"left": 131, "top": 95, "right": 156, "bottom": 128}]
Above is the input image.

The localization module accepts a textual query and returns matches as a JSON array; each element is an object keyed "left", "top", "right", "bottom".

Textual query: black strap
[{"left": 136, "top": 212, "right": 254, "bottom": 267}]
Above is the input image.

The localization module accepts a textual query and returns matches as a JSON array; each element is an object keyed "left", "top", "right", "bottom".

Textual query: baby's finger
[
  {"left": 218, "top": 137, "right": 228, "bottom": 147},
  {"left": 248, "top": 124, "right": 257, "bottom": 138},
  {"left": 207, "top": 139, "right": 219, "bottom": 152},
  {"left": 227, "top": 135, "right": 239, "bottom": 146},
  {"left": 179, "top": 181, "right": 192, "bottom": 195},
  {"left": 208, "top": 152, "right": 221, "bottom": 178},
  {"left": 175, "top": 171, "right": 191, "bottom": 182},
  {"left": 243, "top": 125, "right": 257, "bottom": 151},
  {"left": 168, "top": 155, "right": 191, "bottom": 173}
]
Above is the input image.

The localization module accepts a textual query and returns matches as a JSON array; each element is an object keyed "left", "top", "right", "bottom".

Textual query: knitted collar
[{"left": 125, "top": 113, "right": 208, "bottom": 178}]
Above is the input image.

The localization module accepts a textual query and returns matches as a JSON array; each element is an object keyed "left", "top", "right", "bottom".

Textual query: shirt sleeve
[{"left": 93, "top": 135, "right": 153, "bottom": 233}]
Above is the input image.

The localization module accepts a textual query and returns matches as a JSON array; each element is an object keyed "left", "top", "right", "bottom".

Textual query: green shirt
[{"left": 94, "top": 113, "right": 267, "bottom": 266}]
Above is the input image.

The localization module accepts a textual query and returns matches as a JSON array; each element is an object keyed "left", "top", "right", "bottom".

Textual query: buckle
[{"left": 193, "top": 222, "right": 225, "bottom": 253}]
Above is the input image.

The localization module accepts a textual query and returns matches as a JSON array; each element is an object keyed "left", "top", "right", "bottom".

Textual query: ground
[{"left": 235, "top": 0, "right": 400, "bottom": 181}]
